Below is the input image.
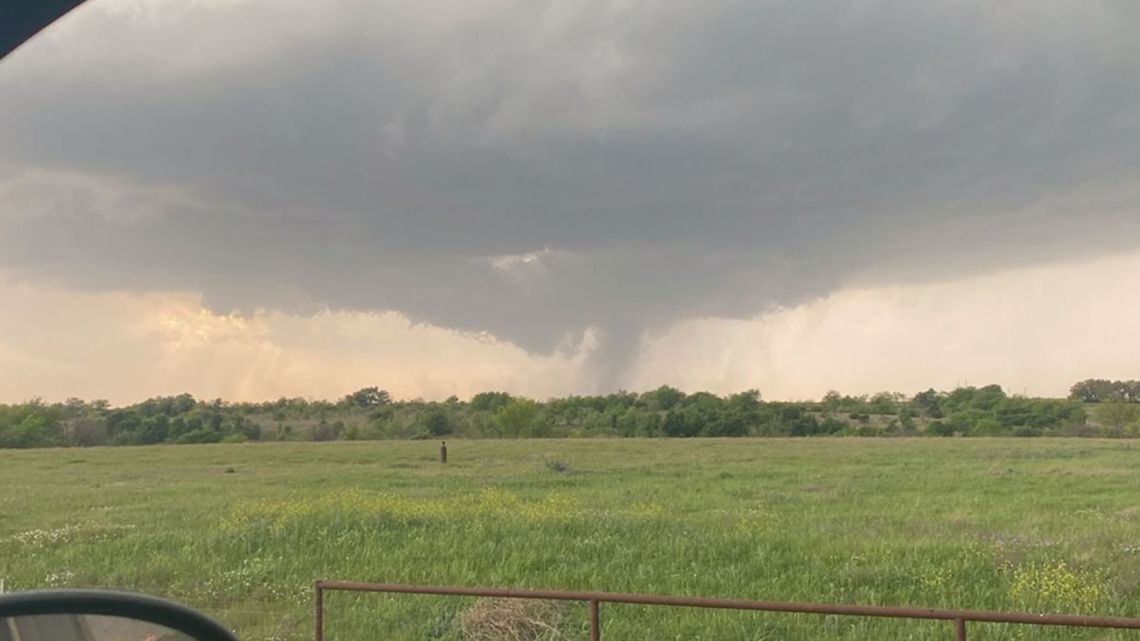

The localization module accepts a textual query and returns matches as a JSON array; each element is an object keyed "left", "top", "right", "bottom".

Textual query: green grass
[{"left": 3, "top": 439, "right": 1140, "bottom": 641}]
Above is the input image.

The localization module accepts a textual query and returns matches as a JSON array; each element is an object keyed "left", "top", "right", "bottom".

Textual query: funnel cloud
[{"left": 2, "top": 0, "right": 1140, "bottom": 391}]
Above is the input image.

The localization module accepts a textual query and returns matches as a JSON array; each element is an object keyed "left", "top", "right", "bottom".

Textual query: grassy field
[{"left": 3, "top": 439, "right": 1140, "bottom": 641}]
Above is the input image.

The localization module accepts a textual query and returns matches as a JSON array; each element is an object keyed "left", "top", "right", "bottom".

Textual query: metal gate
[{"left": 313, "top": 580, "right": 1140, "bottom": 641}]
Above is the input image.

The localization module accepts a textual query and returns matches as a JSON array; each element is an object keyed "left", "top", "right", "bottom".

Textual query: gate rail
[{"left": 313, "top": 579, "right": 1140, "bottom": 641}]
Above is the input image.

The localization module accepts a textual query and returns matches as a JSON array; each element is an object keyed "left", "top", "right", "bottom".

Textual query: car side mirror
[{"left": 0, "top": 591, "right": 239, "bottom": 641}]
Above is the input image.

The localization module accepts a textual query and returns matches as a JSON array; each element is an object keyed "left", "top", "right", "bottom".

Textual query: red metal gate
[{"left": 313, "top": 580, "right": 1140, "bottom": 641}]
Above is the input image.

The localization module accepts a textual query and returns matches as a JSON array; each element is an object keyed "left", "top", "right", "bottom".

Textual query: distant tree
[
  {"left": 970, "top": 418, "right": 1007, "bottom": 437},
  {"left": 898, "top": 407, "right": 916, "bottom": 432},
  {"left": 704, "top": 413, "right": 748, "bottom": 437},
  {"left": 868, "top": 392, "right": 901, "bottom": 415},
  {"left": 1070, "top": 379, "right": 1113, "bottom": 403},
  {"left": 344, "top": 387, "right": 392, "bottom": 407},
  {"left": 604, "top": 391, "right": 639, "bottom": 411},
  {"left": 819, "top": 415, "right": 848, "bottom": 434},
  {"left": 785, "top": 408, "right": 822, "bottom": 436},
  {"left": 0, "top": 401, "right": 63, "bottom": 448},
  {"left": 173, "top": 393, "right": 197, "bottom": 414},
  {"left": 63, "top": 417, "right": 108, "bottom": 446},
  {"left": 471, "top": 391, "right": 513, "bottom": 413},
  {"left": 176, "top": 428, "right": 223, "bottom": 444},
  {"left": 235, "top": 416, "right": 262, "bottom": 441},
  {"left": 137, "top": 416, "right": 169, "bottom": 445},
  {"left": 165, "top": 416, "right": 187, "bottom": 441},
  {"left": 638, "top": 385, "right": 686, "bottom": 412},
  {"left": 1128, "top": 381, "right": 1140, "bottom": 403},
  {"left": 616, "top": 407, "right": 661, "bottom": 437},
  {"left": 663, "top": 410, "right": 698, "bottom": 437},
  {"left": 420, "top": 405, "right": 454, "bottom": 436},
  {"left": 821, "top": 391, "right": 843, "bottom": 413},
  {"left": 911, "top": 389, "right": 944, "bottom": 418},
  {"left": 311, "top": 420, "right": 337, "bottom": 442},
  {"left": 1094, "top": 401, "right": 1140, "bottom": 436},
  {"left": 62, "top": 397, "right": 88, "bottom": 418},
  {"left": 728, "top": 389, "right": 761, "bottom": 416},
  {"left": 106, "top": 409, "right": 142, "bottom": 444},
  {"left": 496, "top": 399, "right": 541, "bottom": 437},
  {"left": 973, "top": 384, "right": 1007, "bottom": 411},
  {"left": 926, "top": 420, "right": 955, "bottom": 437},
  {"left": 1070, "top": 379, "right": 1140, "bottom": 403}
]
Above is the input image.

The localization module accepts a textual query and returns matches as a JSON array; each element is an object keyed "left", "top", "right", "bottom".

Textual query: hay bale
[{"left": 459, "top": 598, "right": 564, "bottom": 641}]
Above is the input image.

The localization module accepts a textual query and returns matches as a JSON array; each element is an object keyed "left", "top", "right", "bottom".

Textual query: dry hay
[{"left": 459, "top": 598, "right": 565, "bottom": 641}]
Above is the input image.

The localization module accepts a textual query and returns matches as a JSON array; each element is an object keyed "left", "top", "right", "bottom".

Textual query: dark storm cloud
[{"left": 2, "top": 0, "right": 1140, "bottom": 388}]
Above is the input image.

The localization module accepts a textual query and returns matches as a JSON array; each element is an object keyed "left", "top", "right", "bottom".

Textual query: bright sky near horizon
[{"left": 2, "top": 0, "right": 1139, "bottom": 404}]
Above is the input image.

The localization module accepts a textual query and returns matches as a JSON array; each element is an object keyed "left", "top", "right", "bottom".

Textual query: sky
[{"left": 1, "top": 0, "right": 1139, "bottom": 404}]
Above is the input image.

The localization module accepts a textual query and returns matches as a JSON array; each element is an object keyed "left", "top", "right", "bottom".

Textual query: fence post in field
[
  {"left": 314, "top": 581, "right": 324, "bottom": 641},
  {"left": 440, "top": 441, "right": 448, "bottom": 464},
  {"left": 589, "top": 599, "right": 600, "bottom": 641}
]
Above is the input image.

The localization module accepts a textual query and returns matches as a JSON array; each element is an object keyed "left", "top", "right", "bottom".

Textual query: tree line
[{"left": 1, "top": 379, "right": 1138, "bottom": 448}]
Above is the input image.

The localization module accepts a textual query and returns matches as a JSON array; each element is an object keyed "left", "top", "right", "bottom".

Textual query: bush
[
  {"left": 420, "top": 406, "right": 453, "bottom": 436},
  {"left": 311, "top": 422, "right": 337, "bottom": 442},
  {"left": 970, "top": 418, "right": 1009, "bottom": 437},
  {"left": 64, "top": 418, "right": 107, "bottom": 446},
  {"left": 926, "top": 420, "right": 955, "bottom": 437},
  {"left": 543, "top": 458, "right": 570, "bottom": 473},
  {"left": 820, "top": 416, "right": 848, "bottom": 434},
  {"left": 176, "top": 429, "right": 223, "bottom": 444},
  {"left": 703, "top": 415, "right": 748, "bottom": 437},
  {"left": 238, "top": 420, "right": 261, "bottom": 442}
]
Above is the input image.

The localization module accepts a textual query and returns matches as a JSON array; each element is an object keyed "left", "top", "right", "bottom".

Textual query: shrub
[
  {"left": 311, "top": 422, "right": 337, "bottom": 442},
  {"left": 64, "top": 418, "right": 107, "bottom": 446},
  {"left": 971, "top": 418, "right": 1008, "bottom": 437},
  {"left": 176, "top": 429, "right": 223, "bottom": 444},
  {"left": 420, "top": 406, "right": 454, "bottom": 436},
  {"left": 926, "top": 420, "right": 955, "bottom": 437},
  {"left": 820, "top": 416, "right": 848, "bottom": 434},
  {"left": 543, "top": 458, "right": 570, "bottom": 473}
]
